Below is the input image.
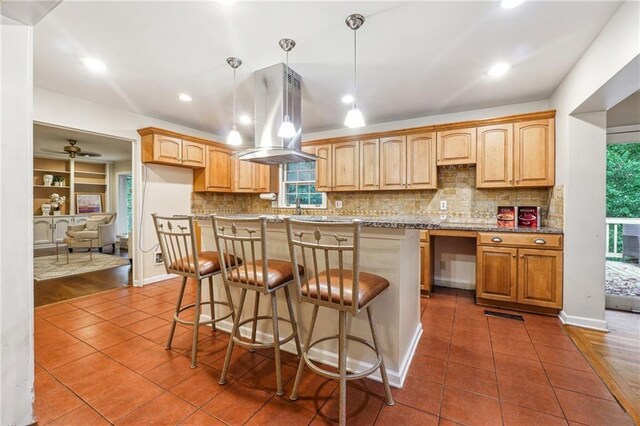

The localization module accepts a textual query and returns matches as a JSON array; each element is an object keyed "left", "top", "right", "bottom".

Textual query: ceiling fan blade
[
  {"left": 40, "top": 148, "right": 68, "bottom": 155},
  {"left": 76, "top": 151, "right": 102, "bottom": 157}
]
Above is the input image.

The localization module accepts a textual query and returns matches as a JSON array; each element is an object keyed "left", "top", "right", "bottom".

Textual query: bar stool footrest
[
  {"left": 303, "top": 334, "right": 383, "bottom": 381},
  {"left": 174, "top": 300, "right": 233, "bottom": 326},
  {"left": 231, "top": 315, "right": 296, "bottom": 349}
]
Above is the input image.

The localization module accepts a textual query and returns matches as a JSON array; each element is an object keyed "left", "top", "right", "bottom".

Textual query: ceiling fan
[{"left": 42, "top": 139, "right": 102, "bottom": 158}]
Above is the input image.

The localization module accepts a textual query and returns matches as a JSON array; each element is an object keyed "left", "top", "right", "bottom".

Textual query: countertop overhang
[{"left": 194, "top": 214, "right": 563, "bottom": 234}]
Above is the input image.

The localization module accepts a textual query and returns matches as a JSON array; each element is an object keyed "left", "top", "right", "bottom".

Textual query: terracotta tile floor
[{"left": 35, "top": 280, "right": 634, "bottom": 425}]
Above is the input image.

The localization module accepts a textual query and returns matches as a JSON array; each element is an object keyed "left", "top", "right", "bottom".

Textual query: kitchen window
[{"left": 279, "top": 161, "right": 326, "bottom": 208}]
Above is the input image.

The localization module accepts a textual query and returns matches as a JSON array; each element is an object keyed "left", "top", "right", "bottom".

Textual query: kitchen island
[{"left": 195, "top": 214, "right": 562, "bottom": 388}]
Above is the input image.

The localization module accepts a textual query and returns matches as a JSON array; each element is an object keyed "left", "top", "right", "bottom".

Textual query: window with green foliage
[
  {"left": 607, "top": 143, "right": 640, "bottom": 218},
  {"left": 280, "top": 161, "right": 326, "bottom": 208}
]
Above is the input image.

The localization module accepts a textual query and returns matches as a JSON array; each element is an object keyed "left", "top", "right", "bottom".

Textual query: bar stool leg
[
  {"left": 290, "top": 304, "right": 319, "bottom": 401},
  {"left": 219, "top": 288, "right": 247, "bottom": 385},
  {"left": 284, "top": 286, "right": 302, "bottom": 357},
  {"left": 166, "top": 276, "right": 187, "bottom": 350},
  {"left": 190, "top": 279, "right": 203, "bottom": 368},
  {"left": 367, "top": 306, "right": 394, "bottom": 406},
  {"left": 338, "top": 310, "right": 348, "bottom": 426},
  {"left": 249, "top": 292, "right": 260, "bottom": 352},
  {"left": 208, "top": 276, "right": 216, "bottom": 332},
  {"left": 271, "top": 292, "right": 284, "bottom": 395}
]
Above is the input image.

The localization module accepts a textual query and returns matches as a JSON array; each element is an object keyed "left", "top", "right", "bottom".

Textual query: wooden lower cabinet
[
  {"left": 477, "top": 246, "right": 518, "bottom": 302},
  {"left": 419, "top": 231, "right": 432, "bottom": 295},
  {"left": 517, "top": 249, "right": 563, "bottom": 308}
]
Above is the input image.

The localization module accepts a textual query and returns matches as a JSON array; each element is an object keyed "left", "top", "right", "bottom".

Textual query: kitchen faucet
[{"left": 295, "top": 197, "right": 302, "bottom": 215}]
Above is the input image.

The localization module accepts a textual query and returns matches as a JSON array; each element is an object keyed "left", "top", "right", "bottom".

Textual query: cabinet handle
[
  {"left": 491, "top": 237, "right": 502, "bottom": 243},
  {"left": 49, "top": 223, "right": 52, "bottom": 229},
  {"left": 533, "top": 238, "right": 546, "bottom": 244}
]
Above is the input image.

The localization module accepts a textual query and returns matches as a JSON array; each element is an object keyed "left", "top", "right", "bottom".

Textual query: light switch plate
[
  {"left": 440, "top": 200, "right": 448, "bottom": 210},
  {"left": 335, "top": 200, "right": 343, "bottom": 209}
]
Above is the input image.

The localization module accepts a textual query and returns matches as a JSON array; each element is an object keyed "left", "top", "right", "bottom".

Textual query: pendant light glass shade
[
  {"left": 227, "top": 126, "right": 242, "bottom": 146},
  {"left": 344, "top": 106, "right": 365, "bottom": 128},
  {"left": 278, "top": 115, "right": 297, "bottom": 138}
]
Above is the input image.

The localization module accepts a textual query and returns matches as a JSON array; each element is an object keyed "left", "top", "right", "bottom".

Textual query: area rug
[
  {"left": 606, "top": 260, "right": 640, "bottom": 297},
  {"left": 34, "top": 253, "right": 130, "bottom": 281}
]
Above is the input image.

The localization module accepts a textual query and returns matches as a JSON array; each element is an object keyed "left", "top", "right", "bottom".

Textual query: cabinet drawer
[
  {"left": 420, "top": 230, "right": 429, "bottom": 242},
  {"left": 478, "top": 232, "right": 562, "bottom": 249}
]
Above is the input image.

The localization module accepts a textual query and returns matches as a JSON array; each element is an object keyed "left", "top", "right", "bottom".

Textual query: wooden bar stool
[
  {"left": 212, "top": 215, "right": 302, "bottom": 395},
  {"left": 152, "top": 214, "right": 237, "bottom": 368},
  {"left": 285, "top": 218, "right": 394, "bottom": 425}
]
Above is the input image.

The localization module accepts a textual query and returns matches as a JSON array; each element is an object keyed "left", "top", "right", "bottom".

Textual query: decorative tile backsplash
[{"left": 192, "top": 167, "right": 564, "bottom": 228}]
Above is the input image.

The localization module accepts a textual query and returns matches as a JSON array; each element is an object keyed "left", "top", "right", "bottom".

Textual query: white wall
[
  {"left": 433, "top": 237, "right": 477, "bottom": 290},
  {"left": 550, "top": 1, "right": 640, "bottom": 330},
  {"left": 33, "top": 87, "right": 224, "bottom": 284},
  {"left": 0, "top": 24, "right": 35, "bottom": 425}
]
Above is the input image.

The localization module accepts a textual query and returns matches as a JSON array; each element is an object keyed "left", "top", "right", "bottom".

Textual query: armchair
[{"left": 66, "top": 213, "right": 118, "bottom": 253}]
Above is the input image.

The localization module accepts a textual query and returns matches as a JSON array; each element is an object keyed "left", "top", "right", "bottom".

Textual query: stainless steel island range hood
[{"left": 235, "top": 63, "right": 317, "bottom": 165}]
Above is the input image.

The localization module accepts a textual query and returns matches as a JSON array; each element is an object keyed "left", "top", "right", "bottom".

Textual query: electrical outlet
[
  {"left": 271, "top": 200, "right": 278, "bottom": 208},
  {"left": 440, "top": 214, "right": 447, "bottom": 220},
  {"left": 154, "top": 251, "right": 164, "bottom": 265},
  {"left": 440, "top": 200, "right": 448, "bottom": 210},
  {"left": 440, "top": 260, "right": 446, "bottom": 270},
  {"left": 335, "top": 200, "right": 343, "bottom": 209}
]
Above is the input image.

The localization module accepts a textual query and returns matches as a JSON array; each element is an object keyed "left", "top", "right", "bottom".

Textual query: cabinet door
[
  {"left": 233, "top": 158, "right": 255, "bottom": 192},
  {"left": 74, "top": 216, "right": 88, "bottom": 227},
  {"left": 420, "top": 232, "right": 432, "bottom": 293},
  {"left": 359, "top": 139, "right": 379, "bottom": 190},
  {"left": 153, "top": 135, "right": 182, "bottom": 165},
  {"left": 181, "top": 141, "right": 206, "bottom": 168},
  {"left": 332, "top": 141, "right": 359, "bottom": 191},
  {"left": 476, "top": 246, "right": 518, "bottom": 302},
  {"left": 315, "top": 145, "right": 333, "bottom": 192},
  {"left": 517, "top": 249, "right": 562, "bottom": 308},
  {"left": 379, "top": 136, "right": 406, "bottom": 190},
  {"left": 254, "top": 164, "right": 271, "bottom": 193},
  {"left": 407, "top": 133, "right": 437, "bottom": 189},
  {"left": 436, "top": 128, "right": 476, "bottom": 165},
  {"left": 476, "top": 124, "right": 513, "bottom": 188},
  {"left": 34, "top": 218, "right": 53, "bottom": 245},
  {"left": 514, "top": 119, "right": 555, "bottom": 187},
  {"left": 205, "top": 147, "right": 233, "bottom": 192},
  {"left": 53, "top": 217, "right": 72, "bottom": 242}
]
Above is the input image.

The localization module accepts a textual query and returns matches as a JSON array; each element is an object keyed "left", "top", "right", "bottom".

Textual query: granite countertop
[{"left": 194, "top": 214, "right": 563, "bottom": 234}]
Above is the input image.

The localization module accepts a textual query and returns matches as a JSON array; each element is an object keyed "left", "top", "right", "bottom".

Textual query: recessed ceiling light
[
  {"left": 341, "top": 94, "right": 354, "bottom": 104},
  {"left": 501, "top": 0, "right": 525, "bottom": 9},
  {"left": 178, "top": 93, "right": 193, "bottom": 102},
  {"left": 238, "top": 115, "right": 252, "bottom": 125},
  {"left": 81, "top": 57, "right": 106, "bottom": 73},
  {"left": 488, "top": 62, "right": 511, "bottom": 77}
]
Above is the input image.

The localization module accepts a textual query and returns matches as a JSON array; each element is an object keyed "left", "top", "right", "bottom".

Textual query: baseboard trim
[
  {"left": 559, "top": 310, "right": 609, "bottom": 332},
  {"left": 200, "top": 313, "right": 422, "bottom": 389},
  {"left": 433, "top": 278, "right": 475, "bottom": 291},
  {"left": 143, "top": 273, "right": 177, "bottom": 285}
]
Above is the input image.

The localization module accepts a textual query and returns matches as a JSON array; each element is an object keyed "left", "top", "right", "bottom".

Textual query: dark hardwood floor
[{"left": 34, "top": 246, "right": 132, "bottom": 307}]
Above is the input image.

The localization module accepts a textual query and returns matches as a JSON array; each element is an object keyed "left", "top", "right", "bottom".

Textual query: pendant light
[
  {"left": 277, "top": 38, "right": 297, "bottom": 139},
  {"left": 226, "top": 57, "right": 243, "bottom": 146},
  {"left": 344, "top": 14, "right": 365, "bottom": 128}
]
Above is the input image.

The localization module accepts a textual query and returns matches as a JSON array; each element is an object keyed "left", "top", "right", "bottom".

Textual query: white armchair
[{"left": 66, "top": 213, "right": 118, "bottom": 253}]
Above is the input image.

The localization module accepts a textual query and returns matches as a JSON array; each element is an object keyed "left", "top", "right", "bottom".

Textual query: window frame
[{"left": 278, "top": 163, "right": 327, "bottom": 209}]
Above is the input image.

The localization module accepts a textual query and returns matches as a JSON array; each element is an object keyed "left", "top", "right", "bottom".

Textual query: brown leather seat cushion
[
  {"left": 303, "top": 269, "right": 389, "bottom": 308},
  {"left": 169, "top": 251, "right": 240, "bottom": 275},
  {"left": 227, "top": 259, "right": 303, "bottom": 289}
]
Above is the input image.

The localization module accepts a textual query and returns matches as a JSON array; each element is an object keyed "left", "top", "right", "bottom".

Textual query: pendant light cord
[
  {"left": 284, "top": 50, "right": 289, "bottom": 120},
  {"left": 232, "top": 67, "right": 237, "bottom": 128},
  {"left": 353, "top": 29, "right": 357, "bottom": 109}
]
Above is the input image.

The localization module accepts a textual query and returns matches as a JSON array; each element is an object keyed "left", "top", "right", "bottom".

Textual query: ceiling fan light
[
  {"left": 277, "top": 116, "right": 297, "bottom": 139},
  {"left": 344, "top": 106, "right": 365, "bottom": 128},
  {"left": 227, "top": 127, "right": 242, "bottom": 146}
]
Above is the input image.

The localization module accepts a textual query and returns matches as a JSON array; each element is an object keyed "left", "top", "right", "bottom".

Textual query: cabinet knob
[
  {"left": 512, "top": 254, "right": 516, "bottom": 258},
  {"left": 491, "top": 237, "right": 502, "bottom": 243},
  {"left": 533, "top": 238, "right": 546, "bottom": 244},
  {"left": 520, "top": 254, "right": 524, "bottom": 258}
]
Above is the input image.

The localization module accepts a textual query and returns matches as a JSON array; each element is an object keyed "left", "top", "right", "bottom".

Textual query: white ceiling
[
  {"left": 608, "top": 91, "right": 640, "bottom": 128},
  {"left": 34, "top": 1, "right": 621, "bottom": 141},
  {"left": 34, "top": 123, "right": 133, "bottom": 162}
]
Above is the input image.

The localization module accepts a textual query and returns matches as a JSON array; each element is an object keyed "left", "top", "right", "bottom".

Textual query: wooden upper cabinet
[
  {"left": 359, "top": 139, "right": 379, "bottom": 190},
  {"left": 233, "top": 158, "right": 255, "bottom": 193},
  {"left": 436, "top": 128, "right": 476, "bottom": 165},
  {"left": 476, "top": 124, "right": 513, "bottom": 188},
  {"left": 332, "top": 141, "right": 360, "bottom": 191},
  {"left": 514, "top": 119, "right": 555, "bottom": 187},
  {"left": 517, "top": 249, "right": 562, "bottom": 308},
  {"left": 193, "top": 146, "right": 233, "bottom": 192},
  {"left": 254, "top": 164, "right": 271, "bottom": 193},
  {"left": 477, "top": 246, "right": 518, "bottom": 302},
  {"left": 181, "top": 141, "right": 206, "bottom": 168},
  {"left": 315, "top": 145, "right": 333, "bottom": 192},
  {"left": 380, "top": 136, "right": 407, "bottom": 190},
  {"left": 152, "top": 135, "right": 182, "bottom": 165},
  {"left": 407, "top": 133, "right": 437, "bottom": 189}
]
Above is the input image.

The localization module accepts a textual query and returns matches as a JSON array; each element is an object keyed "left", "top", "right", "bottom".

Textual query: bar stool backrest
[
  {"left": 152, "top": 214, "right": 200, "bottom": 279},
  {"left": 285, "top": 218, "right": 361, "bottom": 314},
  {"left": 212, "top": 216, "right": 268, "bottom": 292}
]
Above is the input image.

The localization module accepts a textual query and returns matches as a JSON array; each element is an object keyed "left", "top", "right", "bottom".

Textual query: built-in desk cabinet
[{"left": 419, "top": 231, "right": 433, "bottom": 295}]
